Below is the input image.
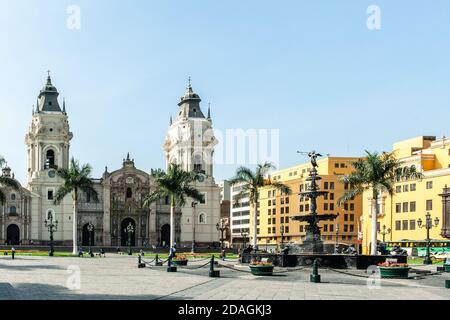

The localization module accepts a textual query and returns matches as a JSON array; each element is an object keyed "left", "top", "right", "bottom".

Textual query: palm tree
[
  {"left": 0, "top": 156, "right": 20, "bottom": 205},
  {"left": 54, "top": 158, "right": 98, "bottom": 255},
  {"left": 144, "top": 164, "right": 204, "bottom": 251},
  {"left": 229, "top": 162, "right": 292, "bottom": 249},
  {"left": 338, "top": 151, "right": 423, "bottom": 255}
]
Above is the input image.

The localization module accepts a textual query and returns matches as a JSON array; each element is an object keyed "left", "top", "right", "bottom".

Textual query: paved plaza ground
[{"left": 0, "top": 254, "right": 449, "bottom": 300}]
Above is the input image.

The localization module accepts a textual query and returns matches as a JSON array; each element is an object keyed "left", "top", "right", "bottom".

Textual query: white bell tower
[
  {"left": 25, "top": 72, "right": 74, "bottom": 245},
  {"left": 163, "top": 79, "right": 220, "bottom": 246}
]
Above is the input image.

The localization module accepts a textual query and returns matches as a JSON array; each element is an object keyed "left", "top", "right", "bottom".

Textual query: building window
[
  {"left": 11, "top": 193, "right": 16, "bottom": 201},
  {"left": 324, "top": 225, "right": 328, "bottom": 232},
  {"left": 285, "top": 207, "right": 290, "bottom": 214},
  {"left": 426, "top": 200, "right": 433, "bottom": 211},
  {"left": 45, "top": 149, "right": 56, "bottom": 169},
  {"left": 324, "top": 182, "right": 329, "bottom": 190},
  {"left": 198, "top": 213, "right": 206, "bottom": 224},
  {"left": 403, "top": 185, "right": 409, "bottom": 192},
  {"left": 200, "top": 193, "right": 207, "bottom": 204},
  {"left": 402, "top": 202, "right": 409, "bottom": 213},
  {"left": 395, "top": 221, "right": 401, "bottom": 230},
  {"left": 410, "top": 184, "right": 416, "bottom": 191},
  {"left": 324, "top": 203, "right": 328, "bottom": 210},
  {"left": 349, "top": 203, "right": 354, "bottom": 211},
  {"left": 330, "top": 182, "right": 335, "bottom": 190},
  {"left": 299, "top": 205, "right": 304, "bottom": 212},
  {"left": 344, "top": 203, "right": 349, "bottom": 210},
  {"left": 330, "top": 224, "right": 334, "bottom": 232},
  {"left": 330, "top": 193, "right": 334, "bottom": 200},
  {"left": 410, "top": 201, "right": 416, "bottom": 212},
  {"left": 9, "top": 206, "right": 17, "bottom": 215},
  {"left": 344, "top": 183, "right": 349, "bottom": 190},
  {"left": 396, "top": 186, "right": 402, "bottom": 193},
  {"left": 410, "top": 220, "right": 416, "bottom": 230},
  {"left": 47, "top": 189, "right": 54, "bottom": 201},
  {"left": 344, "top": 214, "right": 348, "bottom": 221},
  {"left": 330, "top": 203, "right": 335, "bottom": 211},
  {"left": 281, "top": 217, "right": 285, "bottom": 223},
  {"left": 268, "top": 218, "right": 271, "bottom": 225},
  {"left": 281, "top": 198, "right": 285, "bottom": 205},
  {"left": 350, "top": 214, "right": 354, "bottom": 221},
  {"left": 281, "top": 207, "right": 285, "bottom": 214},
  {"left": 285, "top": 197, "right": 289, "bottom": 204},
  {"left": 126, "top": 188, "right": 132, "bottom": 198},
  {"left": 344, "top": 225, "right": 349, "bottom": 232},
  {"left": 300, "top": 225, "right": 304, "bottom": 232},
  {"left": 349, "top": 225, "right": 354, "bottom": 232},
  {"left": 426, "top": 181, "right": 433, "bottom": 189},
  {"left": 396, "top": 203, "right": 401, "bottom": 213},
  {"left": 402, "top": 220, "right": 409, "bottom": 230}
]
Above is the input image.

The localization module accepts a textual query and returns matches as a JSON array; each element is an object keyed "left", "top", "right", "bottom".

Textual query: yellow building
[
  {"left": 250, "top": 157, "right": 363, "bottom": 251},
  {"left": 361, "top": 136, "right": 450, "bottom": 255}
]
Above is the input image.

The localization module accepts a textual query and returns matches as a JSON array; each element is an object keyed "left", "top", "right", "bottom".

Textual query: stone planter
[
  {"left": 249, "top": 265, "right": 274, "bottom": 276},
  {"left": 172, "top": 259, "right": 188, "bottom": 266},
  {"left": 378, "top": 266, "right": 411, "bottom": 279}
]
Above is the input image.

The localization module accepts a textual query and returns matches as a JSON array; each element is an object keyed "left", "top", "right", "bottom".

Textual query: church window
[
  {"left": 45, "top": 150, "right": 55, "bottom": 169},
  {"left": 200, "top": 193, "right": 207, "bottom": 204},
  {"left": 198, "top": 213, "right": 206, "bottom": 224},
  {"left": 9, "top": 206, "right": 17, "bottom": 215},
  {"left": 48, "top": 101, "right": 52, "bottom": 106},
  {"left": 47, "top": 189, "right": 54, "bottom": 201},
  {"left": 11, "top": 194, "right": 16, "bottom": 201},
  {"left": 126, "top": 188, "right": 132, "bottom": 199}
]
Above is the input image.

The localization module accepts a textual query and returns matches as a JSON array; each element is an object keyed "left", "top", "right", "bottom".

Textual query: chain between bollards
[{"left": 310, "top": 259, "right": 321, "bottom": 283}]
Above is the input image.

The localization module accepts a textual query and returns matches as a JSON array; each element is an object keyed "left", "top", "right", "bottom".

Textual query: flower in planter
[
  {"left": 250, "top": 259, "right": 273, "bottom": 266},
  {"left": 173, "top": 255, "right": 188, "bottom": 261},
  {"left": 378, "top": 262, "right": 409, "bottom": 268}
]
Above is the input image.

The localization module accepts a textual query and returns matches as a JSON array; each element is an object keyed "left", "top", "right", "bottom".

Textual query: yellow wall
[
  {"left": 250, "top": 157, "right": 363, "bottom": 249},
  {"left": 361, "top": 136, "right": 450, "bottom": 254}
]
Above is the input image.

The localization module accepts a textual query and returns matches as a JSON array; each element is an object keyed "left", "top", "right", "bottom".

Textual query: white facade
[
  {"left": 163, "top": 82, "right": 221, "bottom": 245},
  {"left": 230, "top": 182, "right": 250, "bottom": 247}
]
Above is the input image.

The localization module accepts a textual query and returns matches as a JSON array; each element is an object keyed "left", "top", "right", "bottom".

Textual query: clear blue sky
[{"left": 1, "top": 0, "right": 450, "bottom": 185}]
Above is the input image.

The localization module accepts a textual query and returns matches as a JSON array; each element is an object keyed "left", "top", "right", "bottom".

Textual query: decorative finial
[
  {"left": 127, "top": 152, "right": 130, "bottom": 161},
  {"left": 188, "top": 76, "right": 192, "bottom": 88},
  {"left": 207, "top": 102, "right": 211, "bottom": 120},
  {"left": 63, "top": 98, "right": 66, "bottom": 113},
  {"left": 169, "top": 115, "right": 173, "bottom": 126},
  {"left": 46, "top": 70, "right": 52, "bottom": 84},
  {"left": 36, "top": 99, "right": 40, "bottom": 113}
]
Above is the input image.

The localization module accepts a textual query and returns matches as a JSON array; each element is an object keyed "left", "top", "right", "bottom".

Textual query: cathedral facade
[{"left": 0, "top": 75, "right": 221, "bottom": 247}]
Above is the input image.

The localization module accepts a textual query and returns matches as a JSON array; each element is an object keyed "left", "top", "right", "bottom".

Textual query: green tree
[
  {"left": 144, "top": 164, "right": 204, "bottom": 251},
  {"left": 0, "top": 156, "right": 20, "bottom": 205},
  {"left": 338, "top": 151, "right": 423, "bottom": 255},
  {"left": 229, "top": 162, "right": 292, "bottom": 249},
  {"left": 54, "top": 158, "right": 98, "bottom": 255}
]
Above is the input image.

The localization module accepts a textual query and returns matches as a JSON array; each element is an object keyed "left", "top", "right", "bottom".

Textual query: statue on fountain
[{"left": 291, "top": 151, "right": 338, "bottom": 254}]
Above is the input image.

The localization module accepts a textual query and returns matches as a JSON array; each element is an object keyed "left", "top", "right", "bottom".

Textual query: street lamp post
[
  {"left": 44, "top": 212, "right": 58, "bottom": 257},
  {"left": 279, "top": 225, "right": 285, "bottom": 250},
  {"left": 378, "top": 225, "right": 391, "bottom": 244},
  {"left": 241, "top": 231, "right": 248, "bottom": 250},
  {"left": 334, "top": 224, "right": 339, "bottom": 254},
  {"left": 417, "top": 212, "right": 440, "bottom": 265},
  {"left": 216, "top": 219, "right": 229, "bottom": 250},
  {"left": 124, "top": 223, "right": 135, "bottom": 256},
  {"left": 191, "top": 202, "right": 198, "bottom": 254},
  {"left": 87, "top": 222, "right": 94, "bottom": 257}
]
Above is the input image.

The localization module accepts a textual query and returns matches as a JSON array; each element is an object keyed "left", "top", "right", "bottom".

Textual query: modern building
[
  {"left": 0, "top": 74, "right": 221, "bottom": 247},
  {"left": 361, "top": 136, "right": 450, "bottom": 255},
  {"left": 230, "top": 182, "right": 251, "bottom": 249},
  {"left": 252, "top": 157, "right": 363, "bottom": 251}
]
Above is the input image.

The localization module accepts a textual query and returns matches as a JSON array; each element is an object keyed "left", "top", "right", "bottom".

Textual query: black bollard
[
  {"left": 310, "top": 259, "right": 321, "bottom": 283},
  {"left": 446, "top": 280, "right": 450, "bottom": 289},
  {"left": 167, "top": 256, "right": 177, "bottom": 272},
  {"left": 138, "top": 254, "right": 145, "bottom": 268},
  {"left": 11, "top": 249, "right": 15, "bottom": 260},
  {"left": 155, "top": 254, "right": 162, "bottom": 266},
  {"left": 209, "top": 255, "right": 220, "bottom": 278}
]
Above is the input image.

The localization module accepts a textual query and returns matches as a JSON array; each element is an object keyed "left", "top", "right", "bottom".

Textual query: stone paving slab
[{"left": 0, "top": 255, "right": 449, "bottom": 300}]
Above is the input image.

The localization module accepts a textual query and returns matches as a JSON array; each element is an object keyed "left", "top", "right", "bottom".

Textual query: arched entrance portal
[
  {"left": 82, "top": 224, "right": 95, "bottom": 246},
  {"left": 121, "top": 218, "right": 136, "bottom": 247},
  {"left": 160, "top": 224, "right": 170, "bottom": 247},
  {"left": 6, "top": 225, "right": 20, "bottom": 245}
]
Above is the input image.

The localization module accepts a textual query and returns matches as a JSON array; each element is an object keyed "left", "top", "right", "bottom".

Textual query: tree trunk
[
  {"left": 371, "top": 194, "right": 379, "bottom": 256},
  {"left": 72, "top": 196, "right": 78, "bottom": 255},
  {"left": 170, "top": 195, "right": 175, "bottom": 253},
  {"left": 252, "top": 201, "right": 258, "bottom": 249}
]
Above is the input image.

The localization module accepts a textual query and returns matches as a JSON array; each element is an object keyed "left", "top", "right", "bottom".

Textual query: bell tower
[
  {"left": 26, "top": 72, "right": 72, "bottom": 183},
  {"left": 25, "top": 72, "right": 73, "bottom": 245},
  {"left": 163, "top": 79, "right": 220, "bottom": 247}
]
